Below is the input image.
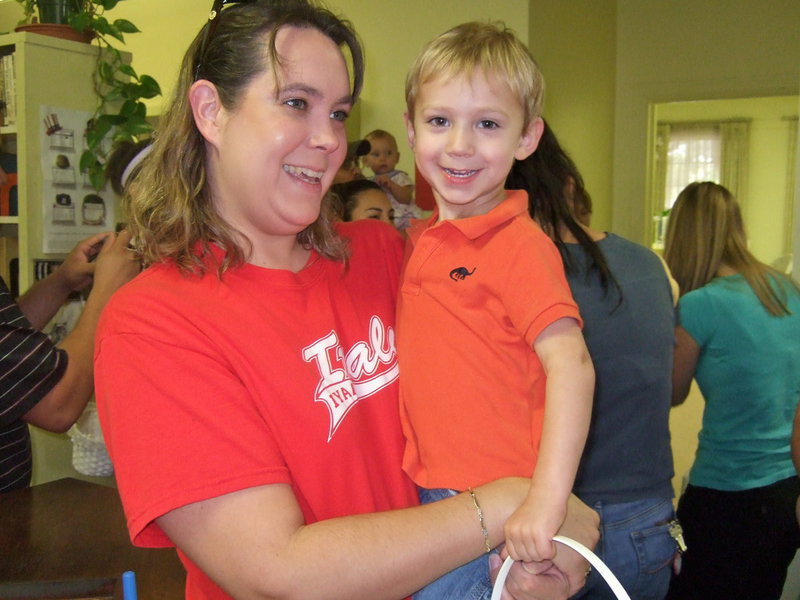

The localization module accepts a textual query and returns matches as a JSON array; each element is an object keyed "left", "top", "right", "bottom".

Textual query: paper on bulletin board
[{"left": 39, "top": 106, "right": 115, "bottom": 254}]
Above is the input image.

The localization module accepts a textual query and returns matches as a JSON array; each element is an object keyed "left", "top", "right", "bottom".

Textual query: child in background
[
  {"left": 363, "top": 128, "right": 420, "bottom": 230},
  {"left": 332, "top": 179, "right": 396, "bottom": 226},
  {"left": 398, "top": 21, "right": 595, "bottom": 599}
]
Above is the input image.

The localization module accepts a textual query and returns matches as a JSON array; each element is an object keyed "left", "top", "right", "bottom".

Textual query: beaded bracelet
[{"left": 467, "top": 487, "right": 492, "bottom": 553}]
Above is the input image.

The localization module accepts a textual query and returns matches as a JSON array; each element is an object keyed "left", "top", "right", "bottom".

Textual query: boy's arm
[{"left": 504, "top": 317, "right": 594, "bottom": 563}]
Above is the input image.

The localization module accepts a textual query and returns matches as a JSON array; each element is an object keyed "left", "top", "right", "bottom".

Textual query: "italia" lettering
[{"left": 302, "top": 316, "right": 399, "bottom": 441}]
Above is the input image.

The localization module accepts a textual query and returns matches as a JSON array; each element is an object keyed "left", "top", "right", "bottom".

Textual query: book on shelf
[
  {"left": 1, "top": 53, "right": 15, "bottom": 127},
  {"left": 0, "top": 151, "right": 17, "bottom": 216}
]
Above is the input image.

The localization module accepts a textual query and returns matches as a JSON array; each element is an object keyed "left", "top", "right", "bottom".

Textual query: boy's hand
[
  {"left": 496, "top": 495, "right": 598, "bottom": 599},
  {"left": 503, "top": 487, "right": 566, "bottom": 562}
]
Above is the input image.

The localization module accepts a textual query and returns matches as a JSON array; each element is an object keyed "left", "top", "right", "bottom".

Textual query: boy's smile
[{"left": 406, "top": 71, "right": 542, "bottom": 221}]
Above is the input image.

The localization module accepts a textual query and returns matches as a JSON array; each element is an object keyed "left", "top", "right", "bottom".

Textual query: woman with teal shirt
[{"left": 664, "top": 181, "right": 800, "bottom": 599}]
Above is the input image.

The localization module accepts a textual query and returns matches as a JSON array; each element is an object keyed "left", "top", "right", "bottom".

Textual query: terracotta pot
[{"left": 14, "top": 23, "right": 93, "bottom": 45}]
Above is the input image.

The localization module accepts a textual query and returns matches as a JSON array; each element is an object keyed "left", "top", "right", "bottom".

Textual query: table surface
[{"left": 0, "top": 477, "right": 186, "bottom": 599}]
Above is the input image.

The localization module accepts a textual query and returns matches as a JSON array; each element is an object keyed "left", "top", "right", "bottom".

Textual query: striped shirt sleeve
[{"left": 0, "top": 277, "right": 67, "bottom": 492}]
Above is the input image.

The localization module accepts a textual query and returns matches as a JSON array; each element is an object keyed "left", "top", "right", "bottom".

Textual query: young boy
[
  {"left": 362, "top": 128, "right": 420, "bottom": 230},
  {"left": 398, "top": 21, "right": 595, "bottom": 598}
]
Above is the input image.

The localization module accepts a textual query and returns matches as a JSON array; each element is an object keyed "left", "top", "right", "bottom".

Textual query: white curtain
[{"left": 656, "top": 119, "right": 750, "bottom": 210}]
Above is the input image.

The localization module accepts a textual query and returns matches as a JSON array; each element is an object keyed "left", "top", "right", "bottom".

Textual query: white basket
[
  {"left": 491, "top": 536, "right": 631, "bottom": 600},
  {"left": 68, "top": 403, "right": 114, "bottom": 477}
]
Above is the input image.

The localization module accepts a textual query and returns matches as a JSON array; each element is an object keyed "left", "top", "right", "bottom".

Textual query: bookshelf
[
  {"left": 0, "top": 31, "right": 126, "bottom": 296},
  {"left": 0, "top": 31, "right": 128, "bottom": 486}
]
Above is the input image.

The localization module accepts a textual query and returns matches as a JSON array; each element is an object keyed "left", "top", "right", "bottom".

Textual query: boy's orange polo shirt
[{"left": 397, "top": 190, "right": 581, "bottom": 491}]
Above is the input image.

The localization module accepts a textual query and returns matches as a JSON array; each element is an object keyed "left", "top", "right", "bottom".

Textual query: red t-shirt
[
  {"left": 398, "top": 191, "right": 581, "bottom": 490},
  {"left": 95, "top": 220, "right": 418, "bottom": 600}
]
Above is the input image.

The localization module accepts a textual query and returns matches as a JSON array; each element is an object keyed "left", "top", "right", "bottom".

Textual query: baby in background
[
  {"left": 362, "top": 128, "right": 421, "bottom": 230},
  {"left": 397, "top": 20, "right": 595, "bottom": 600}
]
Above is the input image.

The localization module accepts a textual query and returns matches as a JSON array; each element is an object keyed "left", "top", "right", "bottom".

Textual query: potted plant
[{"left": 16, "top": 0, "right": 161, "bottom": 190}]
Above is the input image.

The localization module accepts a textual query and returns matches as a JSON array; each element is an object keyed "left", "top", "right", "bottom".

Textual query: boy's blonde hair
[{"left": 405, "top": 21, "right": 544, "bottom": 128}]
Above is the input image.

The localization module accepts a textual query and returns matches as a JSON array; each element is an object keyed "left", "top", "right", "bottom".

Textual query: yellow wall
[
  {"left": 528, "top": 0, "right": 616, "bottom": 232},
  {"left": 655, "top": 95, "right": 799, "bottom": 266},
  {"left": 613, "top": 0, "right": 800, "bottom": 244}
]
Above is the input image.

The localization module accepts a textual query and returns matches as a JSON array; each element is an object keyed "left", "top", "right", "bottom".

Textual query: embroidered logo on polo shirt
[
  {"left": 449, "top": 266, "right": 476, "bottom": 281},
  {"left": 302, "top": 315, "right": 399, "bottom": 442}
]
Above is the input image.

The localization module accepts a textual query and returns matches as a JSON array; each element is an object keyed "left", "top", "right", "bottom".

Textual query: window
[{"left": 663, "top": 127, "right": 721, "bottom": 210}]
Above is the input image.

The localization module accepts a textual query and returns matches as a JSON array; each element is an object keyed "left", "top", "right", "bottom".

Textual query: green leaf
[
  {"left": 105, "top": 46, "right": 123, "bottom": 63},
  {"left": 119, "top": 82, "right": 141, "bottom": 99},
  {"left": 68, "top": 12, "right": 92, "bottom": 33},
  {"left": 119, "top": 99, "right": 142, "bottom": 117},
  {"left": 79, "top": 149, "right": 97, "bottom": 172},
  {"left": 98, "top": 61, "right": 114, "bottom": 82},
  {"left": 118, "top": 63, "right": 137, "bottom": 79},
  {"left": 85, "top": 118, "right": 112, "bottom": 149},
  {"left": 113, "top": 19, "right": 139, "bottom": 34},
  {"left": 98, "top": 114, "right": 127, "bottom": 126},
  {"left": 138, "top": 75, "right": 162, "bottom": 98},
  {"left": 99, "top": 0, "right": 121, "bottom": 10},
  {"left": 91, "top": 16, "right": 112, "bottom": 36},
  {"left": 105, "top": 24, "right": 126, "bottom": 44},
  {"left": 125, "top": 121, "right": 153, "bottom": 137},
  {"left": 89, "top": 166, "right": 107, "bottom": 192}
]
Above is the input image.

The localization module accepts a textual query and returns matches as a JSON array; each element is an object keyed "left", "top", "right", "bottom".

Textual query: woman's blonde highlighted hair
[
  {"left": 405, "top": 21, "right": 544, "bottom": 129},
  {"left": 664, "top": 181, "right": 798, "bottom": 316},
  {"left": 124, "top": 0, "right": 364, "bottom": 276}
]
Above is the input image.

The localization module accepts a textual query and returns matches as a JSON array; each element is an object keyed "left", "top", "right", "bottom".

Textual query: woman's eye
[
  {"left": 331, "top": 109, "right": 349, "bottom": 122},
  {"left": 285, "top": 98, "right": 308, "bottom": 110},
  {"left": 478, "top": 120, "right": 499, "bottom": 130}
]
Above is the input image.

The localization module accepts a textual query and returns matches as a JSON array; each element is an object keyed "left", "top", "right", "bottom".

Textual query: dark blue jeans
[{"left": 571, "top": 497, "right": 676, "bottom": 600}]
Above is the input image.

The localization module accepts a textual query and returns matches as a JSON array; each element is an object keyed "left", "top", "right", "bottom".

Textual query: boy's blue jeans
[{"left": 413, "top": 487, "right": 495, "bottom": 600}]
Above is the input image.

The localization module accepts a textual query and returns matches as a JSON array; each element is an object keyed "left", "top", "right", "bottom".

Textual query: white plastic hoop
[{"left": 490, "top": 535, "right": 631, "bottom": 600}]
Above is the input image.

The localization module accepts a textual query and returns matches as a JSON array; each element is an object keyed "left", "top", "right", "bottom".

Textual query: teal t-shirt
[{"left": 679, "top": 274, "right": 800, "bottom": 491}]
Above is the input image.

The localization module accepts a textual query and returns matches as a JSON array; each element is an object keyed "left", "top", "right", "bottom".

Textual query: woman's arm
[
  {"left": 672, "top": 325, "right": 699, "bottom": 406},
  {"left": 157, "top": 480, "right": 598, "bottom": 600},
  {"left": 158, "top": 478, "right": 523, "bottom": 600}
]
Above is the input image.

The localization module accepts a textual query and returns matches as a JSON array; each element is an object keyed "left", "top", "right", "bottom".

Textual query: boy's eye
[
  {"left": 285, "top": 98, "right": 308, "bottom": 110},
  {"left": 428, "top": 117, "right": 449, "bottom": 127},
  {"left": 331, "top": 109, "right": 349, "bottom": 122},
  {"left": 478, "top": 120, "right": 499, "bottom": 130}
]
